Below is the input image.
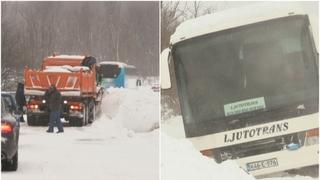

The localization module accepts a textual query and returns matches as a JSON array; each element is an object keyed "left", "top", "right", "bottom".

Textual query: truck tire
[
  {"left": 27, "top": 115, "right": 49, "bottom": 126},
  {"left": 27, "top": 115, "right": 36, "bottom": 126},
  {"left": 84, "top": 103, "right": 88, "bottom": 126},
  {"left": 68, "top": 118, "right": 76, "bottom": 126},
  {"left": 77, "top": 104, "right": 88, "bottom": 127},
  {"left": 3, "top": 151, "right": 18, "bottom": 171},
  {"left": 39, "top": 115, "right": 49, "bottom": 126},
  {"left": 68, "top": 104, "right": 89, "bottom": 127},
  {"left": 88, "top": 102, "right": 95, "bottom": 124}
]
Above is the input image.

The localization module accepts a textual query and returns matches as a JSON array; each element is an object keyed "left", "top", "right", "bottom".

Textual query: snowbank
[
  {"left": 102, "top": 86, "right": 159, "bottom": 133},
  {"left": 162, "top": 116, "right": 185, "bottom": 139},
  {"left": 161, "top": 133, "right": 255, "bottom": 180}
]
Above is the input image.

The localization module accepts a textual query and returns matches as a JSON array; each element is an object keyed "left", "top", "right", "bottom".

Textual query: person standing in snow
[
  {"left": 46, "top": 85, "right": 64, "bottom": 133},
  {"left": 15, "top": 82, "right": 26, "bottom": 122}
]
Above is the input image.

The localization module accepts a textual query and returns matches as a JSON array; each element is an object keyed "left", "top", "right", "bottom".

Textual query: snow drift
[
  {"left": 161, "top": 133, "right": 255, "bottom": 180},
  {"left": 102, "top": 86, "right": 159, "bottom": 132}
]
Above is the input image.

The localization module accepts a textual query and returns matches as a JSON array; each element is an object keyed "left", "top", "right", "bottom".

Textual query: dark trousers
[
  {"left": 18, "top": 106, "right": 25, "bottom": 122},
  {"left": 48, "top": 110, "right": 64, "bottom": 132}
]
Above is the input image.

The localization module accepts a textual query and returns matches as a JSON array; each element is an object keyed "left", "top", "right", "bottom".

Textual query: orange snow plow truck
[{"left": 24, "top": 55, "right": 104, "bottom": 126}]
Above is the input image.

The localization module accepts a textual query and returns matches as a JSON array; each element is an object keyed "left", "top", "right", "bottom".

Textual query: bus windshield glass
[
  {"left": 172, "top": 15, "right": 318, "bottom": 137},
  {"left": 100, "top": 64, "right": 121, "bottom": 78}
]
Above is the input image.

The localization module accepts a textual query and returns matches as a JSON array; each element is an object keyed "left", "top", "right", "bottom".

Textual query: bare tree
[
  {"left": 161, "top": 1, "right": 187, "bottom": 50},
  {"left": 1, "top": 1, "right": 159, "bottom": 90}
]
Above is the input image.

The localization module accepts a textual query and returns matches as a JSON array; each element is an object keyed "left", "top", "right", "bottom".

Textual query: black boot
[{"left": 56, "top": 130, "right": 64, "bottom": 133}]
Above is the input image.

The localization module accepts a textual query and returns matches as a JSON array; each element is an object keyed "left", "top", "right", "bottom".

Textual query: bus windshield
[
  {"left": 172, "top": 15, "right": 318, "bottom": 137},
  {"left": 100, "top": 64, "right": 121, "bottom": 78}
]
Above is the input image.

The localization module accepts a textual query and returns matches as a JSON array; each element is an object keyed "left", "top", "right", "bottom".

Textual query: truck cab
[{"left": 162, "top": 2, "right": 318, "bottom": 176}]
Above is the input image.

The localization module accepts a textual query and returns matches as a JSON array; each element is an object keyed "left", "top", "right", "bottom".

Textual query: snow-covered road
[{"left": 2, "top": 87, "right": 159, "bottom": 180}]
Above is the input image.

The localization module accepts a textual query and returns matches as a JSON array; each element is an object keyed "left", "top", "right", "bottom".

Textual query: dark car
[
  {"left": 1, "top": 92, "right": 18, "bottom": 113},
  {"left": 1, "top": 96, "right": 21, "bottom": 171}
]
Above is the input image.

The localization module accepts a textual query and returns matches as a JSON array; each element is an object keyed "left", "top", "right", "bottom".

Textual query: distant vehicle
[
  {"left": 1, "top": 95, "right": 21, "bottom": 171},
  {"left": 161, "top": 3, "right": 318, "bottom": 176},
  {"left": 24, "top": 55, "right": 104, "bottom": 127},
  {"left": 99, "top": 61, "right": 138, "bottom": 88},
  {"left": 1, "top": 92, "right": 18, "bottom": 114},
  {"left": 151, "top": 83, "right": 160, "bottom": 92}
]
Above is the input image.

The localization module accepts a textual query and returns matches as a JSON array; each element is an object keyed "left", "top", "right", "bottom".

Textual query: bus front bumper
[{"left": 235, "top": 144, "right": 318, "bottom": 176}]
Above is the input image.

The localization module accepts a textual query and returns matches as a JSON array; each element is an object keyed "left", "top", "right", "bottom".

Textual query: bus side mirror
[{"left": 161, "top": 48, "right": 172, "bottom": 89}]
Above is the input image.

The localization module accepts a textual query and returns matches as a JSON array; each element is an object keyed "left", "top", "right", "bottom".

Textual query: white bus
[{"left": 161, "top": 2, "right": 318, "bottom": 176}]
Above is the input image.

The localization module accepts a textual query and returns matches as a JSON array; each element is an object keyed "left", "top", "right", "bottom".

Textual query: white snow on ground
[
  {"left": 161, "top": 116, "right": 317, "bottom": 180},
  {"left": 2, "top": 86, "right": 159, "bottom": 180},
  {"left": 162, "top": 116, "right": 185, "bottom": 139}
]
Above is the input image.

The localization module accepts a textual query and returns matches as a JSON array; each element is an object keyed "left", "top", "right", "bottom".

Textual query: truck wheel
[
  {"left": 88, "top": 103, "right": 96, "bottom": 124},
  {"left": 78, "top": 104, "right": 87, "bottom": 127},
  {"left": 4, "top": 152, "right": 18, "bottom": 171},
  {"left": 68, "top": 118, "right": 76, "bottom": 126},
  {"left": 39, "top": 115, "right": 49, "bottom": 126},
  {"left": 84, "top": 103, "right": 88, "bottom": 126},
  {"left": 27, "top": 115, "right": 36, "bottom": 126}
]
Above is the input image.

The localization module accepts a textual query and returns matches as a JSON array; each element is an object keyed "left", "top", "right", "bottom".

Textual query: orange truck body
[{"left": 24, "top": 56, "right": 97, "bottom": 97}]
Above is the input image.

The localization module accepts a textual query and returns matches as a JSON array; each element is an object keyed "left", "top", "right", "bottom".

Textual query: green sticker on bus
[{"left": 224, "top": 97, "right": 266, "bottom": 116}]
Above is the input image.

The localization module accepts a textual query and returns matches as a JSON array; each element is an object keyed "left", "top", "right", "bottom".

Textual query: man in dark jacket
[
  {"left": 15, "top": 82, "right": 26, "bottom": 122},
  {"left": 46, "top": 85, "right": 64, "bottom": 133}
]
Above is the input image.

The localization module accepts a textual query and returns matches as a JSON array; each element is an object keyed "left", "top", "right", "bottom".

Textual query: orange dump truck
[{"left": 24, "top": 55, "right": 104, "bottom": 126}]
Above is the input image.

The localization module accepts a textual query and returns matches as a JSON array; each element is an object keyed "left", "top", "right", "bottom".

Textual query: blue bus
[{"left": 99, "top": 61, "right": 138, "bottom": 88}]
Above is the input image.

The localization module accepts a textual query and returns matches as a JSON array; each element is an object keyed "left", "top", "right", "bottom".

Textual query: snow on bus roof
[
  {"left": 99, "top": 61, "right": 127, "bottom": 67},
  {"left": 47, "top": 55, "right": 85, "bottom": 59},
  {"left": 99, "top": 61, "right": 136, "bottom": 68},
  {"left": 171, "top": 2, "right": 318, "bottom": 48}
]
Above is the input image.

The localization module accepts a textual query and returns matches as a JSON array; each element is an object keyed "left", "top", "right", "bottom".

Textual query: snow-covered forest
[{"left": 2, "top": 1, "right": 159, "bottom": 90}]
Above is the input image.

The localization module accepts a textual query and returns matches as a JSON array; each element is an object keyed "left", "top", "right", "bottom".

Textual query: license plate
[{"left": 246, "top": 158, "right": 278, "bottom": 171}]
